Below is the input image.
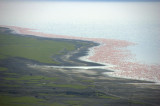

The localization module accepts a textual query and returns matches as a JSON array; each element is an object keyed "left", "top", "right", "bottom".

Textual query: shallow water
[{"left": 0, "top": 1, "right": 160, "bottom": 64}]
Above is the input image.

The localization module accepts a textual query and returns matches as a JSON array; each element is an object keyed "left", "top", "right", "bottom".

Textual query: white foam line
[{"left": 29, "top": 64, "right": 109, "bottom": 70}]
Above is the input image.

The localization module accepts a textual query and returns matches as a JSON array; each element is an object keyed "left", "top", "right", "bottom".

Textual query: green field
[
  {"left": 0, "top": 32, "right": 75, "bottom": 64},
  {"left": 0, "top": 95, "right": 45, "bottom": 106}
]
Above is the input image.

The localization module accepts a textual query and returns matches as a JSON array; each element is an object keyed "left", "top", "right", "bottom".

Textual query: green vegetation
[
  {"left": 0, "top": 84, "right": 20, "bottom": 87},
  {"left": 65, "top": 100, "right": 82, "bottom": 106},
  {"left": 48, "top": 101, "right": 83, "bottom": 106},
  {"left": 81, "top": 80, "right": 94, "bottom": 83},
  {"left": 2, "top": 74, "right": 86, "bottom": 89},
  {"left": 5, "top": 73, "right": 18, "bottom": 75},
  {"left": 3, "top": 75, "right": 57, "bottom": 85},
  {"left": 96, "top": 92, "right": 120, "bottom": 99},
  {"left": 49, "top": 103, "right": 66, "bottom": 106},
  {"left": 38, "top": 83, "right": 87, "bottom": 89},
  {"left": 0, "top": 33, "right": 75, "bottom": 64},
  {"left": 129, "top": 100, "right": 146, "bottom": 105},
  {"left": 0, "top": 67, "right": 8, "bottom": 71},
  {"left": 4, "top": 75, "right": 57, "bottom": 81},
  {"left": 39, "top": 93, "right": 76, "bottom": 97},
  {"left": 0, "top": 95, "right": 45, "bottom": 106},
  {"left": 99, "top": 95, "right": 120, "bottom": 99}
]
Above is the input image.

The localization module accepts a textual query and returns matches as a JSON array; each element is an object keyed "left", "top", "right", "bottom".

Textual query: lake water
[{"left": 0, "top": 1, "right": 160, "bottom": 65}]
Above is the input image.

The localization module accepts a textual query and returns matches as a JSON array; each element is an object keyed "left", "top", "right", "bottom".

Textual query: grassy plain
[{"left": 0, "top": 32, "right": 75, "bottom": 64}]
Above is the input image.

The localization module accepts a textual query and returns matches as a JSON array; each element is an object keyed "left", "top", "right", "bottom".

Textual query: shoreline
[
  {"left": 1, "top": 25, "right": 160, "bottom": 83},
  {"left": 0, "top": 26, "right": 104, "bottom": 67}
]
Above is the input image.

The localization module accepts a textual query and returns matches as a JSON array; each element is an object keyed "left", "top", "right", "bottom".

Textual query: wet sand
[{"left": 1, "top": 25, "right": 160, "bottom": 83}]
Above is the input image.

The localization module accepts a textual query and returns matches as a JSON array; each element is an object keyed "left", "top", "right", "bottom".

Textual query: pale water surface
[{"left": 0, "top": 1, "right": 160, "bottom": 64}]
